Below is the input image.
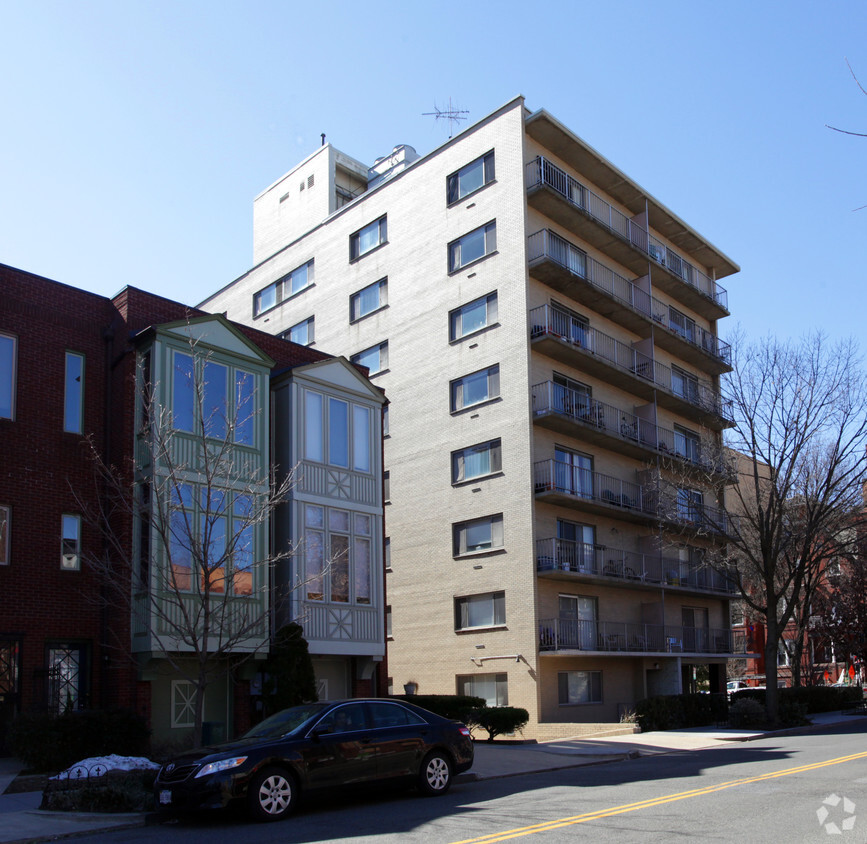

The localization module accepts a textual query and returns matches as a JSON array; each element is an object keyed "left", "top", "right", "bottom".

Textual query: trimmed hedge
[
  {"left": 635, "top": 693, "right": 727, "bottom": 732},
  {"left": 393, "top": 694, "right": 484, "bottom": 723},
  {"left": 7, "top": 710, "right": 150, "bottom": 773},
  {"left": 466, "top": 707, "right": 530, "bottom": 742},
  {"left": 730, "top": 685, "right": 863, "bottom": 714}
]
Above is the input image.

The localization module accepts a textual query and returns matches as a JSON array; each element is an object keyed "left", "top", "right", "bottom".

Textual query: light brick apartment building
[{"left": 202, "top": 95, "right": 742, "bottom": 736}]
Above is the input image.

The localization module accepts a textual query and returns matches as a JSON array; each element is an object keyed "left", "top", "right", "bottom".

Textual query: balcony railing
[
  {"left": 534, "top": 459, "right": 655, "bottom": 515},
  {"left": 529, "top": 303, "right": 733, "bottom": 422},
  {"left": 670, "top": 500, "right": 737, "bottom": 536},
  {"left": 526, "top": 157, "right": 729, "bottom": 312},
  {"left": 531, "top": 381, "right": 734, "bottom": 479},
  {"left": 528, "top": 229, "right": 731, "bottom": 367},
  {"left": 539, "top": 617, "right": 739, "bottom": 654},
  {"left": 535, "top": 538, "right": 737, "bottom": 594}
]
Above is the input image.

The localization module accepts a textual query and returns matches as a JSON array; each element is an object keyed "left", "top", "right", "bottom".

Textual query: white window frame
[
  {"left": 0, "top": 332, "right": 17, "bottom": 421},
  {"left": 171, "top": 679, "right": 198, "bottom": 728},
  {"left": 453, "top": 513, "right": 504, "bottom": 557},
  {"left": 558, "top": 670, "right": 602, "bottom": 705},
  {"left": 448, "top": 221, "right": 497, "bottom": 272},
  {"left": 456, "top": 672, "right": 508, "bottom": 707},
  {"left": 253, "top": 260, "right": 314, "bottom": 317},
  {"left": 0, "top": 505, "right": 9, "bottom": 565},
  {"left": 454, "top": 592, "right": 505, "bottom": 631},
  {"left": 450, "top": 365, "right": 499, "bottom": 412},
  {"left": 449, "top": 292, "right": 498, "bottom": 341},
  {"left": 350, "top": 216, "right": 387, "bottom": 261},
  {"left": 350, "top": 278, "right": 388, "bottom": 322},
  {"left": 452, "top": 439, "right": 502, "bottom": 484},
  {"left": 61, "top": 513, "right": 81, "bottom": 571},
  {"left": 351, "top": 341, "right": 388, "bottom": 376},
  {"left": 302, "top": 389, "right": 373, "bottom": 474},
  {"left": 447, "top": 151, "right": 495, "bottom": 205}
]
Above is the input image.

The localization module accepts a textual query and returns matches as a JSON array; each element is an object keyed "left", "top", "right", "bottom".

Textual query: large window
[
  {"left": 47, "top": 643, "right": 87, "bottom": 713},
  {"left": 350, "top": 216, "right": 387, "bottom": 261},
  {"left": 284, "top": 317, "right": 315, "bottom": 346},
  {"left": 63, "top": 352, "right": 84, "bottom": 434},
  {"left": 454, "top": 592, "right": 505, "bottom": 631},
  {"left": 171, "top": 351, "right": 258, "bottom": 445},
  {"left": 450, "top": 365, "right": 499, "bottom": 412},
  {"left": 61, "top": 514, "right": 81, "bottom": 571},
  {"left": 558, "top": 670, "right": 602, "bottom": 705},
  {"left": 449, "top": 292, "right": 498, "bottom": 341},
  {"left": 253, "top": 260, "right": 314, "bottom": 316},
  {"left": 676, "top": 487, "right": 704, "bottom": 523},
  {"left": 671, "top": 365, "right": 699, "bottom": 403},
  {"left": 0, "top": 506, "right": 9, "bottom": 565},
  {"left": 673, "top": 425, "right": 701, "bottom": 463},
  {"left": 453, "top": 513, "right": 504, "bottom": 556},
  {"left": 303, "top": 504, "right": 373, "bottom": 605},
  {"left": 447, "top": 151, "right": 495, "bottom": 204},
  {"left": 351, "top": 341, "right": 388, "bottom": 376},
  {"left": 456, "top": 673, "right": 508, "bottom": 707},
  {"left": 303, "top": 389, "right": 373, "bottom": 474},
  {"left": 448, "top": 222, "right": 497, "bottom": 272},
  {"left": 350, "top": 278, "right": 387, "bottom": 322},
  {"left": 452, "top": 439, "right": 501, "bottom": 483},
  {"left": 0, "top": 333, "right": 16, "bottom": 420}
]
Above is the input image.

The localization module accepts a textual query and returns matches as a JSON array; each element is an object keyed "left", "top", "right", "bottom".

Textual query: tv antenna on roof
[{"left": 423, "top": 98, "right": 469, "bottom": 138}]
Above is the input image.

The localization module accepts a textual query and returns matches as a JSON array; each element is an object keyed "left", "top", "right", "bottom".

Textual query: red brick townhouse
[{"left": 0, "top": 264, "right": 386, "bottom": 748}]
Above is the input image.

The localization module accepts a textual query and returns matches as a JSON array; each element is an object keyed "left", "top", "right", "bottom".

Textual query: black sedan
[{"left": 154, "top": 698, "right": 474, "bottom": 822}]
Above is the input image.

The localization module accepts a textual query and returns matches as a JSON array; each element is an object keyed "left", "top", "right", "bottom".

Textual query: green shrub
[
  {"left": 634, "top": 696, "right": 685, "bottom": 732},
  {"left": 466, "top": 706, "right": 529, "bottom": 741},
  {"left": 41, "top": 770, "right": 156, "bottom": 813},
  {"left": 777, "top": 699, "right": 809, "bottom": 727},
  {"left": 728, "top": 697, "right": 767, "bottom": 728},
  {"left": 7, "top": 710, "right": 150, "bottom": 773},
  {"left": 393, "top": 694, "right": 484, "bottom": 723}
]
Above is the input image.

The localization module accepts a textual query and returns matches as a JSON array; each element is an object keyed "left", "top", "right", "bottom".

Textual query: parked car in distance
[{"left": 154, "top": 698, "right": 474, "bottom": 822}]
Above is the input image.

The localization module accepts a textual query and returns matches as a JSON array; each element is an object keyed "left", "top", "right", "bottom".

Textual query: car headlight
[{"left": 194, "top": 757, "right": 248, "bottom": 778}]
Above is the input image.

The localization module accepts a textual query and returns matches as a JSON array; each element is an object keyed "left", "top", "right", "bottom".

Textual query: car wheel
[
  {"left": 418, "top": 751, "right": 452, "bottom": 796},
  {"left": 247, "top": 766, "right": 297, "bottom": 822}
]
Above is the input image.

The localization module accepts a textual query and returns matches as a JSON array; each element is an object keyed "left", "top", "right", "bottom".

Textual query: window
[
  {"left": 447, "top": 151, "right": 495, "bottom": 204},
  {"left": 671, "top": 365, "right": 699, "bottom": 403},
  {"left": 450, "top": 365, "right": 499, "bottom": 412},
  {"left": 303, "top": 389, "right": 373, "bottom": 473},
  {"left": 676, "top": 488, "right": 704, "bottom": 523},
  {"left": 450, "top": 292, "right": 498, "bottom": 341},
  {"left": 448, "top": 222, "right": 497, "bottom": 272},
  {"left": 778, "top": 638, "right": 796, "bottom": 667},
  {"left": 253, "top": 260, "right": 314, "bottom": 316},
  {"left": 350, "top": 278, "right": 387, "bottom": 321},
  {"left": 554, "top": 446, "right": 593, "bottom": 498},
  {"left": 350, "top": 216, "right": 387, "bottom": 261},
  {"left": 0, "top": 506, "right": 9, "bottom": 565},
  {"left": 453, "top": 513, "right": 503, "bottom": 556},
  {"left": 452, "top": 439, "right": 502, "bottom": 483},
  {"left": 673, "top": 425, "right": 701, "bottom": 463},
  {"left": 351, "top": 341, "right": 388, "bottom": 376},
  {"left": 284, "top": 317, "right": 315, "bottom": 346},
  {"left": 385, "top": 536, "right": 391, "bottom": 570},
  {"left": 303, "top": 503, "right": 374, "bottom": 605},
  {"left": 456, "top": 673, "right": 508, "bottom": 707},
  {"left": 382, "top": 404, "right": 389, "bottom": 437},
  {"left": 172, "top": 679, "right": 197, "bottom": 728},
  {"left": 63, "top": 352, "right": 84, "bottom": 433},
  {"left": 61, "top": 514, "right": 81, "bottom": 570},
  {"left": 386, "top": 606, "right": 393, "bottom": 638},
  {"left": 559, "top": 594, "right": 598, "bottom": 649},
  {"left": 668, "top": 307, "right": 696, "bottom": 343},
  {"left": 47, "top": 644, "right": 87, "bottom": 713},
  {"left": 0, "top": 332, "right": 16, "bottom": 420},
  {"left": 454, "top": 592, "right": 505, "bottom": 630},
  {"left": 171, "top": 350, "right": 258, "bottom": 445},
  {"left": 558, "top": 670, "right": 602, "bottom": 705},
  {"left": 556, "top": 519, "right": 595, "bottom": 570},
  {"left": 384, "top": 470, "right": 390, "bottom": 503}
]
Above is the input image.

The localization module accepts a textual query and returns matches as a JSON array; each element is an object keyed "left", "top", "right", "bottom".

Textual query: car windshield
[{"left": 242, "top": 703, "right": 328, "bottom": 738}]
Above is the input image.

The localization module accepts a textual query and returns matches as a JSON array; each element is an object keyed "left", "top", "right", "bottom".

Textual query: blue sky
[{"left": 1, "top": 1, "right": 865, "bottom": 345}]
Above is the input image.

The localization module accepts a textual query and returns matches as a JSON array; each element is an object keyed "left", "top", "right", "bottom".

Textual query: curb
[{"left": 457, "top": 751, "right": 639, "bottom": 783}]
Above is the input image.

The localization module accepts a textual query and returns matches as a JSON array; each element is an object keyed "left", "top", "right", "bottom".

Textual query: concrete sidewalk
[{"left": 1, "top": 710, "right": 864, "bottom": 844}]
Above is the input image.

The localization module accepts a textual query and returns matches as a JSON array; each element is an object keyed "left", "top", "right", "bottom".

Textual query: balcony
[
  {"left": 535, "top": 538, "right": 737, "bottom": 594},
  {"left": 533, "top": 459, "right": 656, "bottom": 524},
  {"left": 531, "top": 381, "right": 736, "bottom": 482},
  {"left": 526, "top": 157, "right": 729, "bottom": 320},
  {"left": 529, "top": 303, "right": 733, "bottom": 428},
  {"left": 539, "top": 617, "right": 742, "bottom": 655},
  {"left": 527, "top": 230, "right": 731, "bottom": 373}
]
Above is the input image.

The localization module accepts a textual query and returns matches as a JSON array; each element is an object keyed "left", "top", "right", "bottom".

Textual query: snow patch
[{"left": 51, "top": 755, "right": 160, "bottom": 780}]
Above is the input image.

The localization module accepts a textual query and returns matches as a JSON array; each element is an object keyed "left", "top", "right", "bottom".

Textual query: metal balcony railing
[
  {"left": 529, "top": 303, "right": 733, "bottom": 422},
  {"left": 533, "top": 459, "right": 655, "bottom": 515},
  {"left": 534, "top": 537, "right": 737, "bottom": 594},
  {"left": 539, "top": 617, "right": 739, "bottom": 654},
  {"left": 531, "top": 381, "right": 734, "bottom": 478},
  {"left": 528, "top": 229, "right": 731, "bottom": 367},
  {"left": 671, "top": 501, "right": 737, "bottom": 536},
  {"left": 526, "top": 157, "right": 728, "bottom": 312}
]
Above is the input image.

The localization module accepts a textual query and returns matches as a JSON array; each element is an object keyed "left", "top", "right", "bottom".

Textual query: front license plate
[{"left": 159, "top": 790, "right": 172, "bottom": 805}]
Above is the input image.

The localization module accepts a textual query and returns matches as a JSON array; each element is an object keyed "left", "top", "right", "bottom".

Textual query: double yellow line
[{"left": 452, "top": 750, "right": 867, "bottom": 843}]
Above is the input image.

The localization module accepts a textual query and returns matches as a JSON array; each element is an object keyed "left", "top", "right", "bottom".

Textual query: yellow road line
[{"left": 451, "top": 750, "right": 867, "bottom": 843}]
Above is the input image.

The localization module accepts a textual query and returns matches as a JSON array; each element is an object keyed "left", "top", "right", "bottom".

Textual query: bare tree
[
  {"left": 77, "top": 330, "right": 314, "bottom": 745},
  {"left": 826, "top": 59, "right": 867, "bottom": 211},
  {"left": 717, "top": 331, "right": 867, "bottom": 722}
]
